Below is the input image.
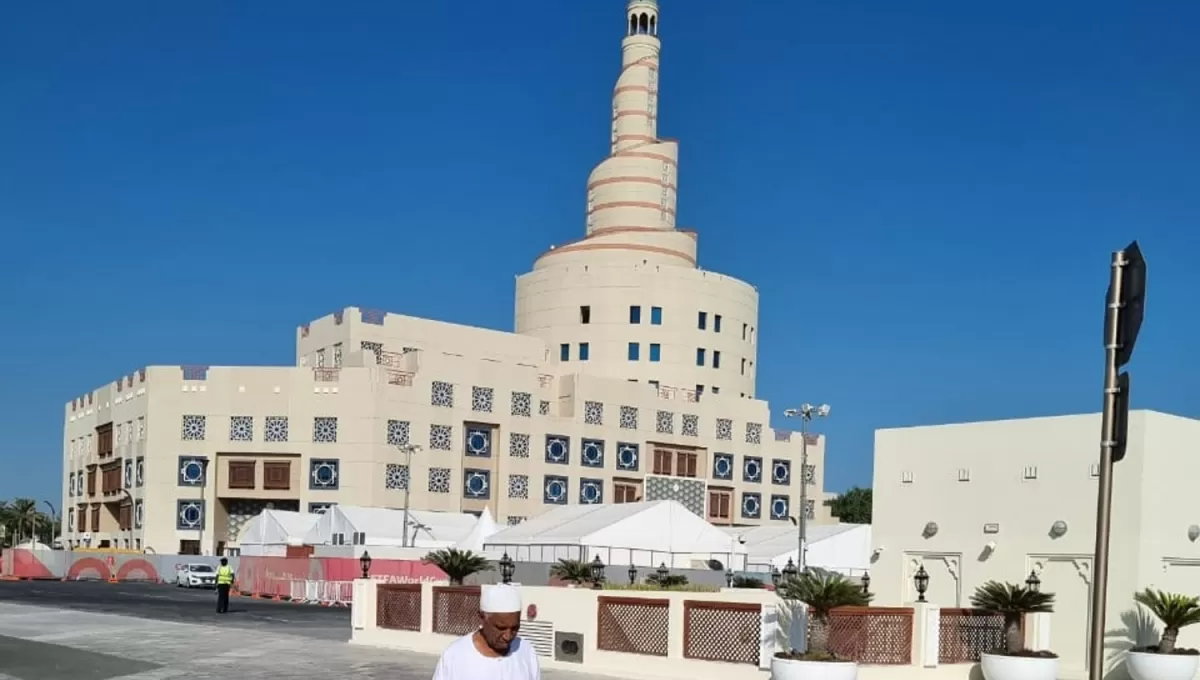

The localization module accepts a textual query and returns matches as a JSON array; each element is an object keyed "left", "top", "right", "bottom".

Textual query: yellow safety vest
[{"left": 216, "top": 565, "right": 234, "bottom": 585}]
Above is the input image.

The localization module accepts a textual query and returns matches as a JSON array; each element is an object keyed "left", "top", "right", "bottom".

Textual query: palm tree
[
  {"left": 7, "top": 499, "right": 37, "bottom": 543},
  {"left": 970, "top": 581, "right": 1055, "bottom": 655},
  {"left": 549, "top": 559, "right": 594, "bottom": 585},
  {"left": 778, "top": 570, "right": 872, "bottom": 658},
  {"left": 1134, "top": 589, "right": 1200, "bottom": 654},
  {"left": 423, "top": 548, "right": 492, "bottom": 585}
]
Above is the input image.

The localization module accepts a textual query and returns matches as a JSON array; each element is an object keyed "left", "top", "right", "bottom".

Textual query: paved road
[
  {"left": 0, "top": 580, "right": 350, "bottom": 640},
  {"left": 0, "top": 586, "right": 616, "bottom": 680}
]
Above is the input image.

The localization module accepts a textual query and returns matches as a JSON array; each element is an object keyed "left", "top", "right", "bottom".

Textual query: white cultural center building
[
  {"left": 870, "top": 409, "right": 1200, "bottom": 677},
  {"left": 58, "top": 0, "right": 835, "bottom": 556}
]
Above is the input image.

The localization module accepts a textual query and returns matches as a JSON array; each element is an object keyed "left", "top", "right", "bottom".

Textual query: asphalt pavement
[{"left": 0, "top": 580, "right": 350, "bottom": 641}]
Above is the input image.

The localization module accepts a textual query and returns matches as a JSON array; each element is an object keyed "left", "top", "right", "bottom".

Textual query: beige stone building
[{"left": 58, "top": 0, "right": 832, "bottom": 555}]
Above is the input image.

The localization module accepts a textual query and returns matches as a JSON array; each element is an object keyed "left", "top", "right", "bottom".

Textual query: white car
[{"left": 176, "top": 563, "right": 217, "bottom": 589}]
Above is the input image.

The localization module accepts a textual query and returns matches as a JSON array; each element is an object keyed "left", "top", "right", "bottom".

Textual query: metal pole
[
  {"left": 1087, "top": 249, "right": 1124, "bottom": 680},
  {"left": 798, "top": 417, "right": 809, "bottom": 573},
  {"left": 198, "top": 460, "right": 208, "bottom": 556},
  {"left": 401, "top": 446, "right": 413, "bottom": 548}
]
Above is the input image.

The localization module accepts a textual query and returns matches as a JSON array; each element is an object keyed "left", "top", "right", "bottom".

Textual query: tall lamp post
[
  {"left": 198, "top": 459, "right": 210, "bottom": 556},
  {"left": 783, "top": 403, "right": 831, "bottom": 573},
  {"left": 397, "top": 444, "right": 422, "bottom": 547},
  {"left": 41, "top": 500, "right": 57, "bottom": 547}
]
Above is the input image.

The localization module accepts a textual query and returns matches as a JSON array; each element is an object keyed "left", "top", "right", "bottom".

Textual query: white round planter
[
  {"left": 979, "top": 652, "right": 1058, "bottom": 680},
  {"left": 770, "top": 656, "right": 857, "bottom": 680},
  {"left": 1126, "top": 650, "right": 1200, "bottom": 680}
]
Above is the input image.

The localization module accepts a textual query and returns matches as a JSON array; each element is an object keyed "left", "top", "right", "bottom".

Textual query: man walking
[
  {"left": 432, "top": 584, "right": 540, "bottom": 680},
  {"left": 215, "top": 557, "right": 234, "bottom": 614}
]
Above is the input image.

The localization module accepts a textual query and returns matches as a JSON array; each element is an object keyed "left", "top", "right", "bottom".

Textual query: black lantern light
[
  {"left": 359, "top": 551, "right": 372, "bottom": 579},
  {"left": 656, "top": 562, "right": 670, "bottom": 587},
  {"left": 914, "top": 565, "right": 929, "bottom": 602},
  {"left": 782, "top": 557, "right": 798, "bottom": 582},
  {"left": 628, "top": 564, "right": 638, "bottom": 586},
  {"left": 726, "top": 566, "right": 735, "bottom": 587},
  {"left": 589, "top": 555, "right": 606, "bottom": 589},
  {"left": 861, "top": 572, "right": 871, "bottom": 595},
  {"left": 771, "top": 567, "right": 782, "bottom": 587},
  {"left": 1025, "top": 569, "right": 1041, "bottom": 593},
  {"left": 499, "top": 552, "right": 515, "bottom": 584}
]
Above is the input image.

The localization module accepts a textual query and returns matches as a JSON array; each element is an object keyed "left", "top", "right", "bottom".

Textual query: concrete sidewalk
[{"left": 0, "top": 602, "right": 610, "bottom": 680}]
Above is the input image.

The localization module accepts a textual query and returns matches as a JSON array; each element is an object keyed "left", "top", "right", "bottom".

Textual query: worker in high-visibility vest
[{"left": 215, "top": 557, "right": 235, "bottom": 614}]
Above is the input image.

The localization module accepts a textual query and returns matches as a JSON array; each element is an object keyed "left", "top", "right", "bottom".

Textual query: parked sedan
[{"left": 176, "top": 563, "right": 217, "bottom": 589}]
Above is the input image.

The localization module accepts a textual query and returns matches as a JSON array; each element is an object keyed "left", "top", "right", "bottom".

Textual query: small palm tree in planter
[
  {"left": 771, "top": 570, "right": 871, "bottom": 680},
  {"left": 548, "top": 559, "right": 594, "bottom": 587},
  {"left": 970, "top": 581, "right": 1057, "bottom": 680},
  {"left": 1126, "top": 589, "right": 1200, "bottom": 680},
  {"left": 423, "top": 548, "right": 492, "bottom": 585}
]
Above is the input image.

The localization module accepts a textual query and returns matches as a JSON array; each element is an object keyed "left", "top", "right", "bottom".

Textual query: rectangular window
[
  {"left": 653, "top": 449, "right": 673, "bottom": 475},
  {"left": 698, "top": 311, "right": 707, "bottom": 330},
  {"left": 580, "top": 306, "right": 591, "bottom": 324},
  {"left": 579, "top": 343, "right": 590, "bottom": 361},
  {"left": 743, "top": 323, "right": 748, "bottom": 340},
  {"left": 628, "top": 342, "right": 640, "bottom": 361},
  {"left": 712, "top": 386, "right": 720, "bottom": 394},
  {"left": 614, "top": 483, "right": 641, "bottom": 503},
  {"left": 696, "top": 348, "right": 706, "bottom": 366},
  {"left": 560, "top": 344, "right": 570, "bottom": 361},
  {"left": 714, "top": 315, "right": 722, "bottom": 333},
  {"left": 228, "top": 461, "right": 256, "bottom": 489},
  {"left": 264, "top": 462, "right": 291, "bottom": 490},
  {"left": 650, "top": 307, "right": 662, "bottom": 325},
  {"left": 676, "top": 452, "right": 698, "bottom": 478},
  {"left": 713, "top": 351, "right": 721, "bottom": 369},
  {"left": 649, "top": 344, "right": 661, "bottom": 362},
  {"left": 696, "top": 385, "right": 704, "bottom": 396},
  {"left": 707, "top": 490, "right": 732, "bottom": 521},
  {"left": 629, "top": 305, "right": 642, "bottom": 324},
  {"left": 741, "top": 358, "right": 746, "bottom": 375},
  {"left": 648, "top": 380, "right": 659, "bottom": 389}
]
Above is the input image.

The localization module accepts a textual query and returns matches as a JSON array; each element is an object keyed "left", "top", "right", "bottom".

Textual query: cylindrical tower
[{"left": 515, "top": 0, "right": 760, "bottom": 397}]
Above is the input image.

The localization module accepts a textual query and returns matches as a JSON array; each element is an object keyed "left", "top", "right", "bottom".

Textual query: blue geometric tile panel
[
  {"left": 580, "top": 478, "right": 604, "bottom": 504},
  {"left": 545, "top": 435, "right": 570, "bottom": 465},
  {"left": 615, "top": 442, "right": 640, "bottom": 471},
  {"left": 178, "top": 456, "right": 207, "bottom": 487},
  {"left": 712, "top": 453, "right": 734, "bottom": 480},
  {"left": 741, "top": 492, "right": 762, "bottom": 520},
  {"left": 581, "top": 439, "right": 604, "bottom": 468},
  {"left": 309, "top": 503, "right": 336, "bottom": 514},
  {"left": 135, "top": 458, "right": 145, "bottom": 487},
  {"left": 177, "top": 500, "right": 205, "bottom": 530},
  {"left": 743, "top": 456, "right": 763, "bottom": 483},
  {"left": 310, "top": 459, "right": 340, "bottom": 490},
  {"left": 543, "top": 475, "right": 569, "bottom": 504},
  {"left": 772, "top": 459, "right": 791, "bottom": 485},
  {"left": 770, "top": 495, "right": 790, "bottom": 520},
  {"left": 134, "top": 500, "right": 144, "bottom": 529},
  {"left": 124, "top": 460, "right": 133, "bottom": 489},
  {"left": 465, "top": 427, "right": 492, "bottom": 457},
  {"left": 464, "top": 469, "right": 491, "bottom": 499}
]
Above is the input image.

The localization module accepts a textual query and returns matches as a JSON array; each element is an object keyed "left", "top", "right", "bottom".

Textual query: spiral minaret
[{"left": 516, "top": 0, "right": 759, "bottom": 396}]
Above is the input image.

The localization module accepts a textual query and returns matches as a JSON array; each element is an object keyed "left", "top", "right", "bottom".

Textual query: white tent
[
  {"left": 454, "top": 507, "right": 501, "bottom": 552},
  {"left": 726, "top": 523, "right": 872, "bottom": 576},
  {"left": 238, "top": 510, "right": 320, "bottom": 556},
  {"left": 483, "top": 500, "right": 748, "bottom": 569},
  {"left": 303, "top": 505, "right": 481, "bottom": 549}
]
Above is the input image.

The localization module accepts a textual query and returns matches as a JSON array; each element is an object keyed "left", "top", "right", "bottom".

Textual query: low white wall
[{"left": 349, "top": 581, "right": 1064, "bottom": 680}]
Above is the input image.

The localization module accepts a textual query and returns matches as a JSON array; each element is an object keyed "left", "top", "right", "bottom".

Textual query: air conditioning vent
[
  {"left": 521, "top": 620, "right": 554, "bottom": 658},
  {"left": 554, "top": 631, "right": 585, "bottom": 664}
]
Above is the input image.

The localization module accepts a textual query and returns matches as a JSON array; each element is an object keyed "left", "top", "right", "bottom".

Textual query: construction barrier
[{"left": 287, "top": 579, "right": 355, "bottom": 606}]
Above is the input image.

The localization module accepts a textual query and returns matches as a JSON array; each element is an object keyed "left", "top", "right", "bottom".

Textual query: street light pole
[
  {"left": 42, "top": 501, "right": 57, "bottom": 547},
  {"left": 784, "top": 403, "right": 830, "bottom": 573},
  {"left": 198, "top": 459, "right": 210, "bottom": 556},
  {"left": 397, "top": 444, "right": 422, "bottom": 548}
]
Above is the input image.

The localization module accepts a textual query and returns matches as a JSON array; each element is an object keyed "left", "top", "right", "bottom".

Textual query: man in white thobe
[{"left": 432, "top": 584, "right": 541, "bottom": 680}]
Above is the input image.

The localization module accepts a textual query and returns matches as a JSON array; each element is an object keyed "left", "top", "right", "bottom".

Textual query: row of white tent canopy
[{"left": 237, "top": 500, "right": 870, "bottom": 573}]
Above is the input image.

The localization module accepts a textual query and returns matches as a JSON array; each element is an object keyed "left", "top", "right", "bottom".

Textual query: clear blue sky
[{"left": 1, "top": 1, "right": 1197, "bottom": 505}]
